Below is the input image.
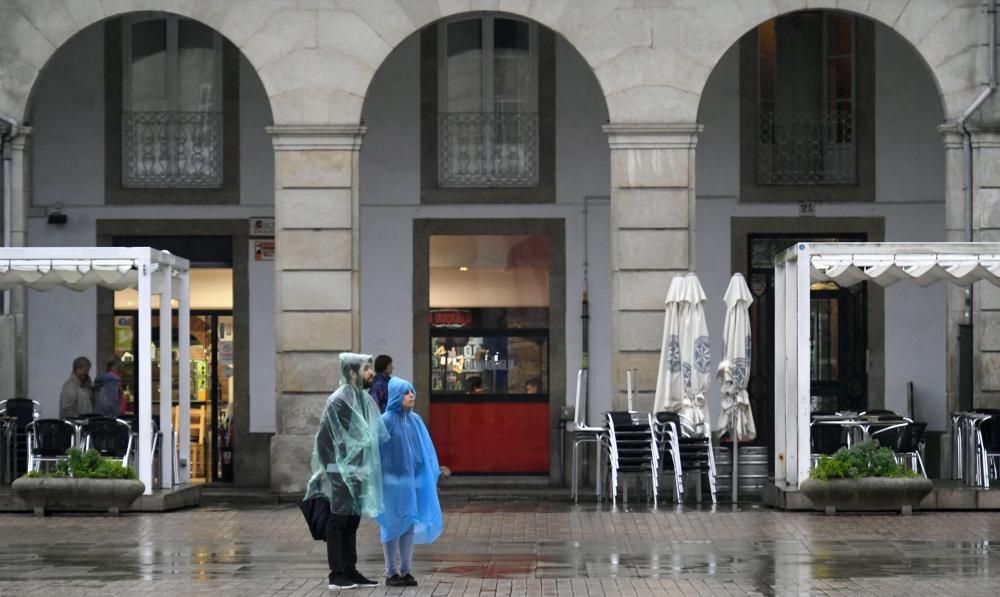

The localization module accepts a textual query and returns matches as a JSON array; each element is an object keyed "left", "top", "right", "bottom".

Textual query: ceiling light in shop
[{"left": 459, "top": 266, "right": 469, "bottom": 272}]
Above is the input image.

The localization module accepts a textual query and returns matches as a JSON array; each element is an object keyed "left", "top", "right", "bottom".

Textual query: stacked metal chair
[
  {"left": 652, "top": 411, "right": 684, "bottom": 502},
  {"left": 604, "top": 410, "right": 658, "bottom": 507},
  {"left": 670, "top": 411, "right": 718, "bottom": 504},
  {"left": 0, "top": 398, "right": 40, "bottom": 478}
]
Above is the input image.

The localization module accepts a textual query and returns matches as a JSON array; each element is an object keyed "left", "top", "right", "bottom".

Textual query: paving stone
[{"left": 0, "top": 501, "right": 999, "bottom": 595}]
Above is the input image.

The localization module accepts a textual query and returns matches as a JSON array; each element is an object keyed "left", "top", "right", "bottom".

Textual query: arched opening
[
  {"left": 358, "top": 12, "right": 611, "bottom": 481},
  {"left": 695, "top": 9, "right": 947, "bottom": 484},
  {"left": 22, "top": 12, "right": 276, "bottom": 487}
]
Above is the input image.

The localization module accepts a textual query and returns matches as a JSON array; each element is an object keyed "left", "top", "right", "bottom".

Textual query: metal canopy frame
[
  {"left": 0, "top": 247, "right": 191, "bottom": 495},
  {"left": 773, "top": 242, "right": 1000, "bottom": 489}
]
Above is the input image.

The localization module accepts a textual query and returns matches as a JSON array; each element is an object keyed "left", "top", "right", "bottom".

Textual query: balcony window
[
  {"left": 756, "top": 12, "right": 856, "bottom": 186},
  {"left": 437, "top": 16, "right": 539, "bottom": 187},
  {"left": 123, "top": 16, "right": 223, "bottom": 188}
]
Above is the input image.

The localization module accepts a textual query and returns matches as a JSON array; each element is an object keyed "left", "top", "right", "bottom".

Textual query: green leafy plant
[
  {"left": 811, "top": 440, "right": 918, "bottom": 480},
  {"left": 25, "top": 448, "right": 137, "bottom": 480}
]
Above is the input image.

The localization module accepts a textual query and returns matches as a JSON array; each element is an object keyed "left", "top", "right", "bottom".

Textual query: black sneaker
[
  {"left": 347, "top": 570, "right": 378, "bottom": 587},
  {"left": 401, "top": 573, "right": 418, "bottom": 587},
  {"left": 386, "top": 574, "right": 406, "bottom": 587},
  {"left": 328, "top": 573, "right": 357, "bottom": 590}
]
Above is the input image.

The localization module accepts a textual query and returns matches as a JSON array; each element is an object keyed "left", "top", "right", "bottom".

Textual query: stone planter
[
  {"left": 800, "top": 477, "right": 933, "bottom": 515},
  {"left": 12, "top": 477, "right": 145, "bottom": 516}
]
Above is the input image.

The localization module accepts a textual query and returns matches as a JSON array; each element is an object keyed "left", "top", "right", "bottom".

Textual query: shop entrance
[
  {"left": 111, "top": 236, "right": 235, "bottom": 483},
  {"left": 415, "top": 221, "right": 565, "bottom": 477}
]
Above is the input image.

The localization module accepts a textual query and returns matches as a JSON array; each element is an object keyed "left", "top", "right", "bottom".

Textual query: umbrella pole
[{"left": 732, "top": 410, "right": 739, "bottom": 505}]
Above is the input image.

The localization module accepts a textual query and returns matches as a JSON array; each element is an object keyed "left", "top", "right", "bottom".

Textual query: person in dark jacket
[
  {"left": 370, "top": 354, "right": 393, "bottom": 413},
  {"left": 92, "top": 357, "right": 125, "bottom": 418}
]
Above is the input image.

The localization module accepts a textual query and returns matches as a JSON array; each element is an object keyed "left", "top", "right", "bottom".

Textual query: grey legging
[{"left": 382, "top": 525, "right": 415, "bottom": 576}]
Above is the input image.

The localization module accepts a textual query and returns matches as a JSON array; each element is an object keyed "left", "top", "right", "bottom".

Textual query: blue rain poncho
[
  {"left": 304, "top": 353, "right": 389, "bottom": 517},
  {"left": 375, "top": 377, "right": 443, "bottom": 544}
]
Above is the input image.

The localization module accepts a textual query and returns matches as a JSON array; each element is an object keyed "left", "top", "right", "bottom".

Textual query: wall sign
[
  {"left": 249, "top": 217, "right": 275, "bottom": 237},
  {"left": 254, "top": 240, "right": 275, "bottom": 261}
]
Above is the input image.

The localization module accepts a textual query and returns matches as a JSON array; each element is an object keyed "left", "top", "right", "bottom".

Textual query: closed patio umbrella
[
  {"left": 716, "top": 273, "right": 755, "bottom": 502},
  {"left": 654, "top": 273, "right": 711, "bottom": 435}
]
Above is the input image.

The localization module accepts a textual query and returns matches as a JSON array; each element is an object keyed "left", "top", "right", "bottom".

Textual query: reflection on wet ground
[{"left": 0, "top": 502, "right": 999, "bottom": 595}]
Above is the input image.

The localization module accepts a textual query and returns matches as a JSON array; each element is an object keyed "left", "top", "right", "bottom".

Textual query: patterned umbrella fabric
[
  {"left": 654, "top": 273, "right": 712, "bottom": 435},
  {"left": 717, "top": 273, "right": 756, "bottom": 442}
]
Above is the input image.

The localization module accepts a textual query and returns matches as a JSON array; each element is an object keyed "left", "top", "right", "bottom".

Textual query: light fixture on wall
[
  {"left": 459, "top": 266, "right": 469, "bottom": 272},
  {"left": 46, "top": 203, "right": 67, "bottom": 225}
]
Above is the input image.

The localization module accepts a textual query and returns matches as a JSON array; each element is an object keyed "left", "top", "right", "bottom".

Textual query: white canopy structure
[
  {"left": 0, "top": 247, "right": 190, "bottom": 495},
  {"left": 774, "top": 242, "right": 1000, "bottom": 489}
]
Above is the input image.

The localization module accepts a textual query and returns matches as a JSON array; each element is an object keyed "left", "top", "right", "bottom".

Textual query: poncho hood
[{"left": 375, "top": 377, "right": 443, "bottom": 544}]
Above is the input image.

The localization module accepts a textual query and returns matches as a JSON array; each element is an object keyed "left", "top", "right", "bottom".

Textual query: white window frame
[{"left": 437, "top": 15, "right": 538, "bottom": 114}]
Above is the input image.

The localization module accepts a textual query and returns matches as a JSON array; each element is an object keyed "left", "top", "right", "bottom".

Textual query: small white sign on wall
[{"left": 249, "top": 217, "right": 274, "bottom": 237}]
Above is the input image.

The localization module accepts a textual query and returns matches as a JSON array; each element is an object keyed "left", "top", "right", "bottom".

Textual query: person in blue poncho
[{"left": 376, "top": 377, "right": 443, "bottom": 587}]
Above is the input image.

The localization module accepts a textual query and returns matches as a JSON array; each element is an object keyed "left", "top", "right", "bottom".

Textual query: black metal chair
[
  {"left": 810, "top": 412, "right": 850, "bottom": 467},
  {"left": 604, "top": 411, "right": 658, "bottom": 507},
  {"left": 978, "top": 416, "right": 1000, "bottom": 487},
  {"left": 893, "top": 421, "right": 928, "bottom": 478},
  {"left": 0, "top": 398, "right": 40, "bottom": 477},
  {"left": 652, "top": 412, "right": 685, "bottom": 502},
  {"left": 666, "top": 411, "right": 718, "bottom": 504},
  {"left": 26, "top": 419, "right": 76, "bottom": 472},
  {"left": 82, "top": 417, "right": 133, "bottom": 466}
]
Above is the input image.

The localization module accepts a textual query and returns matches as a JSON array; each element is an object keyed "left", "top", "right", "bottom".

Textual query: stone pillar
[
  {"left": 604, "top": 123, "right": 701, "bottom": 411},
  {"left": 3, "top": 127, "right": 31, "bottom": 398},
  {"left": 266, "top": 124, "right": 364, "bottom": 494},
  {"left": 941, "top": 124, "right": 1000, "bottom": 414}
]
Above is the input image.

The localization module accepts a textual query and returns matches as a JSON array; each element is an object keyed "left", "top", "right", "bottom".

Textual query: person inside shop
[
  {"left": 525, "top": 378, "right": 541, "bottom": 395},
  {"left": 445, "top": 370, "right": 461, "bottom": 391},
  {"left": 59, "top": 356, "right": 93, "bottom": 418},
  {"left": 376, "top": 376, "right": 442, "bottom": 587},
  {"left": 466, "top": 376, "right": 486, "bottom": 394},
  {"left": 93, "top": 356, "right": 126, "bottom": 417},
  {"left": 305, "top": 352, "right": 389, "bottom": 590},
  {"left": 371, "top": 354, "right": 394, "bottom": 413}
]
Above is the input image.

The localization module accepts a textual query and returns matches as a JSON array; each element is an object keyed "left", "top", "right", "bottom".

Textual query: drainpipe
[
  {"left": 0, "top": 114, "right": 17, "bottom": 317},
  {"left": 957, "top": 0, "right": 997, "bottom": 411}
]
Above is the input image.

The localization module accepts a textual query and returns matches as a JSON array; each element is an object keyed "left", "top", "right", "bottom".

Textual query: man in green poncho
[{"left": 305, "top": 352, "right": 389, "bottom": 590}]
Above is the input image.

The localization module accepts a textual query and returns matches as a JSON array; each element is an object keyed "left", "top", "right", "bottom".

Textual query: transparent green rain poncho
[{"left": 305, "top": 353, "right": 389, "bottom": 517}]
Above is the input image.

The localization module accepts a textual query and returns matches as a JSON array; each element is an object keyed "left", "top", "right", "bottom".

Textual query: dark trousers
[{"left": 326, "top": 513, "right": 361, "bottom": 577}]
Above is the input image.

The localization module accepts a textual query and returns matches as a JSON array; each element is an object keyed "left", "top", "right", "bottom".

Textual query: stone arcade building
[{"left": 0, "top": 0, "right": 996, "bottom": 494}]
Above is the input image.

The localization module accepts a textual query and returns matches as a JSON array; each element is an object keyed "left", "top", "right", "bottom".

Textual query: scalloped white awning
[{"left": 808, "top": 250, "right": 1000, "bottom": 288}]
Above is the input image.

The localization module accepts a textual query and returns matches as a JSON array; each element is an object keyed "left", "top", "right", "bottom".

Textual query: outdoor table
[
  {"left": 809, "top": 415, "right": 907, "bottom": 447},
  {"left": 0, "top": 416, "right": 16, "bottom": 485}
]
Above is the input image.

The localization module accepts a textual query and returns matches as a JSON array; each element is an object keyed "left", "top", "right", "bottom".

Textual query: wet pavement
[{"left": 0, "top": 501, "right": 999, "bottom": 595}]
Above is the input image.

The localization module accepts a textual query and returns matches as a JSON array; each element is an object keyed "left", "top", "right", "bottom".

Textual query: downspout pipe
[
  {"left": 0, "top": 114, "right": 17, "bottom": 317},
  {"left": 958, "top": 0, "right": 998, "bottom": 324}
]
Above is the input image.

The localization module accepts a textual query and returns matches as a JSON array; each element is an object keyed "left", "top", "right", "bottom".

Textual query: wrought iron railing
[
  {"left": 439, "top": 112, "right": 539, "bottom": 187},
  {"left": 757, "top": 111, "right": 856, "bottom": 185},
  {"left": 123, "top": 111, "right": 223, "bottom": 188}
]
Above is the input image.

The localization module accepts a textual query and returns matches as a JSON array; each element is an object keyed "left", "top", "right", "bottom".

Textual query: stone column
[
  {"left": 3, "top": 128, "right": 31, "bottom": 398},
  {"left": 266, "top": 124, "right": 364, "bottom": 494},
  {"left": 604, "top": 123, "right": 701, "bottom": 411},
  {"left": 941, "top": 123, "right": 1000, "bottom": 415}
]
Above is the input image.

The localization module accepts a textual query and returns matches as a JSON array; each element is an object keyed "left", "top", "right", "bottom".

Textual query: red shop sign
[{"left": 429, "top": 309, "right": 473, "bottom": 328}]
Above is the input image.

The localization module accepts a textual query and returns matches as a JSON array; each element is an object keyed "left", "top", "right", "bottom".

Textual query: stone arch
[
  {"left": 693, "top": 4, "right": 953, "bottom": 121},
  {"left": 0, "top": 1, "right": 979, "bottom": 126}
]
